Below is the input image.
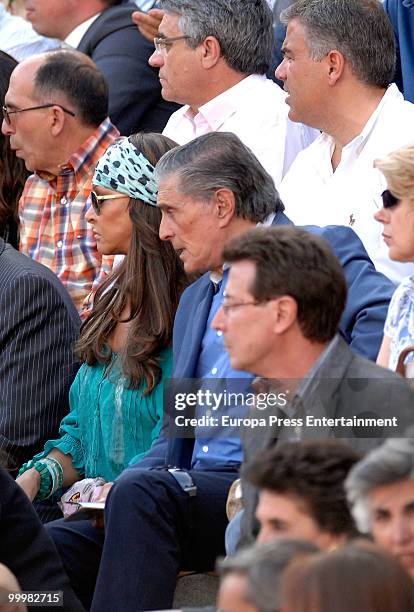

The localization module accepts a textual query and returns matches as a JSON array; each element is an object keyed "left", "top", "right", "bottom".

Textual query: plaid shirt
[{"left": 19, "top": 118, "right": 119, "bottom": 313}]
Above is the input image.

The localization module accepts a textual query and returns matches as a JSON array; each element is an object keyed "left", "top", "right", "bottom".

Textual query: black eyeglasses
[
  {"left": 221, "top": 298, "right": 278, "bottom": 316},
  {"left": 90, "top": 190, "right": 127, "bottom": 215},
  {"left": 2, "top": 103, "right": 76, "bottom": 125},
  {"left": 381, "top": 189, "right": 400, "bottom": 209},
  {"left": 153, "top": 35, "right": 191, "bottom": 55}
]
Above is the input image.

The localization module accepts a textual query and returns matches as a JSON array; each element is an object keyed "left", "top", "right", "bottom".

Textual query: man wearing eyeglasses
[
  {"left": 212, "top": 225, "right": 414, "bottom": 548},
  {"left": 1, "top": 49, "right": 119, "bottom": 313},
  {"left": 145, "top": 0, "right": 318, "bottom": 188}
]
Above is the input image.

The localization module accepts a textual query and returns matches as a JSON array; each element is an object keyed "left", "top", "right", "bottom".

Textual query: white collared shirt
[
  {"left": 279, "top": 84, "right": 414, "bottom": 283},
  {"left": 163, "top": 74, "right": 319, "bottom": 188},
  {"left": 0, "top": 5, "right": 59, "bottom": 61},
  {"left": 64, "top": 13, "right": 102, "bottom": 49}
]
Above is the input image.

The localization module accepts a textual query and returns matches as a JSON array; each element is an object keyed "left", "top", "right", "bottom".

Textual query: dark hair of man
[
  {"left": 76, "top": 132, "right": 188, "bottom": 393},
  {"left": 33, "top": 50, "right": 109, "bottom": 128},
  {"left": 155, "top": 132, "right": 284, "bottom": 224},
  {"left": 223, "top": 226, "right": 347, "bottom": 343},
  {"left": 244, "top": 440, "right": 360, "bottom": 538},
  {"left": 282, "top": 541, "right": 414, "bottom": 612},
  {"left": 281, "top": 0, "right": 395, "bottom": 89},
  {"left": 0, "top": 51, "right": 28, "bottom": 245},
  {"left": 159, "top": 0, "right": 273, "bottom": 75}
]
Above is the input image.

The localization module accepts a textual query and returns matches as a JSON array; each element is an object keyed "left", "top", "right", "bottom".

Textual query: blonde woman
[{"left": 374, "top": 144, "right": 414, "bottom": 370}]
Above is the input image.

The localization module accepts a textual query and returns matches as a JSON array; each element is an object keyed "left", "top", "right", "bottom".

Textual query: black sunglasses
[
  {"left": 381, "top": 189, "right": 400, "bottom": 209},
  {"left": 90, "top": 190, "right": 126, "bottom": 215}
]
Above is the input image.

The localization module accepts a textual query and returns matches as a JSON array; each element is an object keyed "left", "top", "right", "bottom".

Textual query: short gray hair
[
  {"left": 218, "top": 539, "right": 319, "bottom": 612},
  {"left": 159, "top": 0, "right": 273, "bottom": 75},
  {"left": 281, "top": 0, "right": 395, "bottom": 89},
  {"left": 155, "top": 132, "right": 283, "bottom": 224},
  {"left": 345, "top": 436, "right": 414, "bottom": 533}
]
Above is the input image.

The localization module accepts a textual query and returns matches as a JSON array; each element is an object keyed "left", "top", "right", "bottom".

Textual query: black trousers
[{"left": 46, "top": 468, "right": 238, "bottom": 611}]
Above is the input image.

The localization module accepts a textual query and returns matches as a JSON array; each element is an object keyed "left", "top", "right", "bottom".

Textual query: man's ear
[
  {"left": 50, "top": 105, "right": 68, "bottom": 137},
  {"left": 326, "top": 49, "right": 345, "bottom": 85},
  {"left": 199, "top": 35, "right": 221, "bottom": 69},
  {"left": 271, "top": 296, "right": 298, "bottom": 334},
  {"left": 213, "top": 188, "right": 236, "bottom": 227}
]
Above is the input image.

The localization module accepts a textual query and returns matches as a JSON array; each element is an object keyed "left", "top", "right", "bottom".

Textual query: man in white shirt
[
  {"left": 24, "top": 0, "right": 179, "bottom": 135},
  {"left": 277, "top": 0, "right": 414, "bottom": 283},
  {"left": 150, "top": 0, "right": 317, "bottom": 187}
]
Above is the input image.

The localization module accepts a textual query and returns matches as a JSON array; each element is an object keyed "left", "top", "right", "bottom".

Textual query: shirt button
[
  {"left": 206, "top": 409, "right": 212, "bottom": 417},
  {"left": 211, "top": 367, "right": 218, "bottom": 375},
  {"left": 202, "top": 445, "right": 209, "bottom": 453},
  {"left": 216, "top": 331, "right": 223, "bottom": 337},
  {"left": 60, "top": 196, "right": 67, "bottom": 205},
  {"left": 76, "top": 235, "right": 82, "bottom": 239},
  {"left": 57, "top": 240, "right": 63, "bottom": 248}
]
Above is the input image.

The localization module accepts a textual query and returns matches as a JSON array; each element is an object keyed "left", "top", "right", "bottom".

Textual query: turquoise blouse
[{"left": 34, "top": 348, "right": 172, "bottom": 481}]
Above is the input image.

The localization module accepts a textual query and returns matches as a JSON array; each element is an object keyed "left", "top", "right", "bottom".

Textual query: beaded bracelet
[
  {"left": 43, "top": 457, "right": 64, "bottom": 495},
  {"left": 18, "top": 457, "right": 64, "bottom": 500}
]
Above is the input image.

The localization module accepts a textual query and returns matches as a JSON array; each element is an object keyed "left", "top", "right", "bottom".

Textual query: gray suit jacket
[
  {"left": 239, "top": 335, "right": 414, "bottom": 547},
  {"left": 0, "top": 239, "right": 80, "bottom": 471}
]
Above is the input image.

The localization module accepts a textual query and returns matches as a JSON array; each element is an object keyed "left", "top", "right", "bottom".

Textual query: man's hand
[
  {"left": 16, "top": 468, "right": 41, "bottom": 502},
  {"left": 132, "top": 9, "right": 165, "bottom": 42}
]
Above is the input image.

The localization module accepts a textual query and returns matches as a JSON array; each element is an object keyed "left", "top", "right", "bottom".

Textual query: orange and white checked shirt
[{"left": 19, "top": 118, "right": 119, "bottom": 313}]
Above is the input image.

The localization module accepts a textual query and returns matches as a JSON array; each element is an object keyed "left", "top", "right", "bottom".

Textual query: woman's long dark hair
[
  {"left": 76, "top": 132, "right": 188, "bottom": 392},
  {"left": 0, "top": 51, "right": 29, "bottom": 247}
]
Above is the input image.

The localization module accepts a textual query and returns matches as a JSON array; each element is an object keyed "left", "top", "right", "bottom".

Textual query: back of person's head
[
  {"left": 155, "top": 131, "right": 283, "bottom": 224},
  {"left": 0, "top": 51, "right": 28, "bottom": 239},
  {"left": 244, "top": 440, "right": 359, "bottom": 539},
  {"left": 374, "top": 145, "right": 414, "bottom": 203},
  {"left": 218, "top": 540, "right": 319, "bottom": 612},
  {"left": 281, "top": 540, "right": 414, "bottom": 612},
  {"left": 281, "top": 0, "right": 395, "bottom": 89},
  {"left": 33, "top": 50, "right": 108, "bottom": 128},
  {"left": 159, "top": 0, "right": 273, "bottom": 75},
  {"left": 345, "top": 436, "right": 414, "bottom": 533},
  {"left": 222, "top": 226, "right": 347, "bottom": 343},
  {"left": 78, "top": 132, "right": 188, "bottom": 392}
]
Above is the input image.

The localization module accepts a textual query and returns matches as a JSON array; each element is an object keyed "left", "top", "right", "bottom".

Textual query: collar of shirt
[
  {"left": 320, "top": 83, "right": 403, "bottom": 164},
  {"left": 64, "top": 13, "right": 102, "bottom": 48},
  {"left": 208, "top": 217, "right": 275, "bottom": 287},
  {"left": 182, "top": 74, "right": 267, "bottom": 132},
  {"left": 252, "top": 334, "right": 341, "bottom": 405},
  {"left": 36, "top": 117, "right": 119, "bottom": 189}
]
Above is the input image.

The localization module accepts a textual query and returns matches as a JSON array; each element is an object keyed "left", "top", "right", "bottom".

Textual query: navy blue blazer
[
  {"left": 130, "top": 214, "right": 395, "bottom": 471},
  {"left": 77, "top": 3, "right": 180, "bottom": 135}
]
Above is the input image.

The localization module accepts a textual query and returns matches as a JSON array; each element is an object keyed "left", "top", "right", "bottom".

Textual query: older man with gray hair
[
  {"left": 345, "top": 435, "right": 414, "bottom": 580},
  {"left": 149, "top": 0, "right": 317, "bottom": 186}
]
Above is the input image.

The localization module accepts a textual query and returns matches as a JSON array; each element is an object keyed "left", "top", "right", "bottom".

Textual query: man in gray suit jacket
[
  {"left": 212, "top": 225, "right": 414, "bottom": 549},
  {"left": 0, "top": 238, "right": 80, "bottom": 472}
]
